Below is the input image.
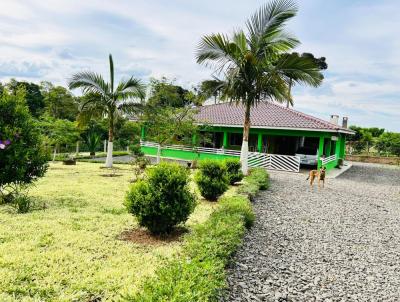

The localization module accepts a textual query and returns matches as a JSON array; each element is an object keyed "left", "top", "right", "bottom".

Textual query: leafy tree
[
  {"left": 114, "top": 120, "right": 141, "bottom": 150},
  {"left": 142, "top": 105, "right": 198, "bottom": 163},
  {"left": 38, "top": 116, "right": 81, "bottom": 159},
  {"left": 40, "top": 81, "right": 79, "bottom": 121},
  {"left": 148, "top": 77, "right": 202, "bottom": 108},
  {"left": 68, "top": 54, "right": 145, "bottom": 167},
  {"left": 0, "top": 88, "right": 48, "bottom": 202},
  {"left": 390, "top": 133, "right": 400, "bottom": 156},
  {"left": 360, "top": 129, "right": 374, "bottom": 155},
  {"left": 6, "top": 79, "right": 45, "bottom": 117},
  {"left": 196, "top": 0, "right": 323, "bottom": 174}
]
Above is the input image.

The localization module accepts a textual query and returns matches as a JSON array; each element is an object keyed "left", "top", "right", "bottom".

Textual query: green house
[{"left": 140, "top": 102, "right": 354, "bottom": 172}]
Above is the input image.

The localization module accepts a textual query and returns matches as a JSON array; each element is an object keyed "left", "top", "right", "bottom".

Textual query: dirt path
[{"left": 225, "top": 163, "right": 400, "bottom": 301}]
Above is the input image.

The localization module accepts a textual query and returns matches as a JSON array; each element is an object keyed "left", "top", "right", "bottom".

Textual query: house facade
[{"left": 140, "top": 102, "right": 354, "bottom": 172}]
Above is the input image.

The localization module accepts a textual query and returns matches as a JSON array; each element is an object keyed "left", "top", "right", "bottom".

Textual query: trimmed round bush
[
  {"left": 223, "top": 158, "right": 244, "bottom": 185},
  {"left": 125, "top": 162, "right": 196, "bottom": 234},
  {"left": 195, "top": 159, "right": 229, "bottom": 201}
]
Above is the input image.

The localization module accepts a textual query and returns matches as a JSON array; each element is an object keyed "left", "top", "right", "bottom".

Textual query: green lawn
[{"left": 0, "top": 162, "right": 215, "bottom": 301}]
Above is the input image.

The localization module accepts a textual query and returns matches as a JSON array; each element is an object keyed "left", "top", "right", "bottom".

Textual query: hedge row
[{"left": 125, "top": 168, "right": 269, "bottom": 302}]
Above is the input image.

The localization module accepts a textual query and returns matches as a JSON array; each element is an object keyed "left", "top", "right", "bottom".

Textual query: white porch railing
[
  {"left": 141, "top": 141, "right": 300, "bottom": 172},
  {"left": 140, "top": 141, "right": 241, "bottom": 156},
  {"left": 321, "top": 154, "right": 337, "bottom": 165},
  {"left": 248, "top": 152, "right": 300, "bottom": 172}
]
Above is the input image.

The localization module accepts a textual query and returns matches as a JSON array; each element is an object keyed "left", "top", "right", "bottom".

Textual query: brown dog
[{"left": 306, "top": 167, "right": 326, "bottom": 189}]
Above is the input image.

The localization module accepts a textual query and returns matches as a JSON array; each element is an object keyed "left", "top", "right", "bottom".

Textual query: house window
[{"left": 229, "top": 133, "right": 243, "bottom": 146}]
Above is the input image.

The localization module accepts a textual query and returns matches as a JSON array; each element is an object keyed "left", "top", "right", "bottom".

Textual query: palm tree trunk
[
  {"left": 240, "top": 103, "right": 251, "bottom": 175},
  {"left": 105, "top": 115, "right": 114, "bottom": 168},
  {"left": 287, "top": 78, "right": 293, "bottom": 108}
]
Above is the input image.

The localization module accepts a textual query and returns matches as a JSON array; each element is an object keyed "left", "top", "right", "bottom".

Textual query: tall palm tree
[
  {"left": 68, "top": 54, "right": 145, "bottom": 167},
  {"left": 196, "top": 0, "right": 323, "bottom": 174}
]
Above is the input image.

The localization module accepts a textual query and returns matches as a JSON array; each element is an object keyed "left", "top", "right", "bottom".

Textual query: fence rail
[
  {"left": 248, "top": 152, "right": 300, "bottom": 172},
  {"left": 140, "top": 141, "right": 300, "bottom": 172},
  {"left": 321, "top": 154, "right": 337, "bottom": 165}
]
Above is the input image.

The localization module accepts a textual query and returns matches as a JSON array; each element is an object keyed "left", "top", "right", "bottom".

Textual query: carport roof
[{"left": 195, "top": 102, "right": 354, "bottom": 134}]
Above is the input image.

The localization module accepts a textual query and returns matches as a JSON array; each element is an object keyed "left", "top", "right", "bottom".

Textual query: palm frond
[
  {"left": 196, "top": 33, "right": 241, "bottom": 72},
  {"left": 116, "top": 77, "right": 146, "bottom": 100},
  {"left": 68, "top": 71, "right": 110, "bottom": 96},
  {"left": 246, "top": 0, "right": 298, "bottom": 41},
  {"left": 117, "top": 101, "right": 145, "bottom": 115},
  {"left": 275, "top": 54, "right": 323, "bottom": 87}
]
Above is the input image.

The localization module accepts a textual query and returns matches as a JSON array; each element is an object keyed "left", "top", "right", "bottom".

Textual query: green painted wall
[{"left": 141, "top": 146, "right": 237, "bottom": 161}]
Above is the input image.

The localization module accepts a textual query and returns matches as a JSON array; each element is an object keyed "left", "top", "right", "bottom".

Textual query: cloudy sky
[{"left": 1, "top": 0, "right": 399, "bottom": 131}]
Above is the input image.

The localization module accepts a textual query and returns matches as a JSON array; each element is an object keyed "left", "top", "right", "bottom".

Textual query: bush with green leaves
[
  {"left": 223, "top": 158, "right": 243, "bottom": 185},
  {"left": 127, "top": 182, "right": 256, "bottom": 301},
  {"left": 195, "top": 159, "right": 229, "bottom": 201},
  {"left": 0, "top": 88, "right": 48, "bottom": 207},
  {"left": 125, "top": 162, "right": 196, "bottom": 234},
  {"left": 238, "top": 168, "right": 269, "bottom": 201}
]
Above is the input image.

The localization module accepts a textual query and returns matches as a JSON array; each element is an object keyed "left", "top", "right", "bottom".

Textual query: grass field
[{"left": 0, "top": 162, "right": 216, "bottom": 301}]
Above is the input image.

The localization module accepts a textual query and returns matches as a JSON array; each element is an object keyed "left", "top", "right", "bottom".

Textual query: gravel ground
[{"left": 225, "top": 162, "right": 400, "bottom": 302}]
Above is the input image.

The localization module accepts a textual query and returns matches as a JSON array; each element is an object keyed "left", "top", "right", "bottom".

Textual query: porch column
[
  {"left": 317, "top": 136, "right": 324, "bottom": 169},
  {"left": 326, "top": 139, "right": 332, "bottom": 156},
  {"left": 223, "top": 131, "right": 228, "bottom": 148},
  {"left": 257, "top": 133, "right": 263, "bottom": 153},
  {"left": 140, "top": 125, "right": 145, "bottom": 141}
]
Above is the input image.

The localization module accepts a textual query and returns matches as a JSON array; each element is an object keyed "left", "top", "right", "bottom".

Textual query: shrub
[
  {"left": 194, "top": 159, "right": 229, "bottom": 201},
  {"left": 249, "top": 168, "right": 269, "bottom": 190},
  {"left": 0, "top": 88, "right": 48, "bottom": 206},
  {"left": 125, "top": 162, "right": 196, "bottom": 234},
  {"left": 223, "top": 158, "right": 243, "bottom": 185},
  {"left": 128, "top": 181, "right": 256, "bottom": 301},
  {"left": 13, "top": 192, "right": 32, "bottom": 213},
  {"left": 238, "top": 168, "right": 269, "bottom": 201}
]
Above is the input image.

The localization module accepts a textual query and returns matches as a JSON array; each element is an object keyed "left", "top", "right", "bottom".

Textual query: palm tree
[
  {"left": 196, "top": 0, "right": 323, "bottom": 174},
  {"left": 286, "top": 52, "right": 328, "bottom": 108},
  {"left": 68, "top": 54, "right": 145, "bottom": 167}
]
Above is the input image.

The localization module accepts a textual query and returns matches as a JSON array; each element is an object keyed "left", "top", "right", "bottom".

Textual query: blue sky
[{"left": 0, "top": 0, "right": 399, "bottom": 131}]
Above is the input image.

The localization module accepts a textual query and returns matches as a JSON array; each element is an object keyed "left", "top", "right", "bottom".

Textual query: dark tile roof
[{"left": 195, "top": 102, "right": 353, "bottom": 133}]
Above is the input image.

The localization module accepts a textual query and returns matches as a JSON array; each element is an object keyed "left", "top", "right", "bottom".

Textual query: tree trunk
[
  {"left": 52, "top": 147, "right": 57, "bottom": 162},
  {"left": 76, "top": 141, "right": 80, "bottom": 155},
  {"left": 240, "top": 103, "right": 251, "bottom": 175},
  {"left": 287, "top": 78, "right": 293, "bottom": 108},
  {"left": 105, "top": 115, "right": 114, "bottom": 168},
  {"left": 156, "top": 144, "right": 161, "bottom": 164}
]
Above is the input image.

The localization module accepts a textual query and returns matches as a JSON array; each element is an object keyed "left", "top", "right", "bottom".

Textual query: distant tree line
[{"left": 347, "top": 125, "right": 400, "bottom": 157}]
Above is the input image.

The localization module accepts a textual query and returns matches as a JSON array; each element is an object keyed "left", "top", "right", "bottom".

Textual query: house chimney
[
  {"left": 342, "top": 116, "right": 348, "bottom": 128},
  {"left": 330, "top": 114, "right": 339, "bottom": 125}
]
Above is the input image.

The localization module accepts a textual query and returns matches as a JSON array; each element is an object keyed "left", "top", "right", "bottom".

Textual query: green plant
[
  {"left": 249, "top": 168, "right": 269, "bottom": 190},
  {"left": 195, "top": 159, "right": 229, "bottom": 201},
  {"left": 125, "top": 162, "right": 196, "bottom": 234},
  {"left": 238, "top": 168, "right": 269, "bottom": 201},
  {"left": 0, "top": 88, "right": 48, "bottom": 204},
  {"left": 85, "top": 131, "right": 101, "bottom": 157},
  {"left": 13, "top": 192, "right": 32, "bottom": 213},
  {"left": 68, "top": 54, "right": 145, "bottom": 168},
  {"left": 223, "top": 158, "right": 243, "bottom": 185},
  {"left": 128, "top": 178, "right": 256, "bottom": 301}
]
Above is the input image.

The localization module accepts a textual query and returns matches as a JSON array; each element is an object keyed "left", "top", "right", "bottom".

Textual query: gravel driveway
[{"left": 225, "top": 162, "right": 400, "bottom": 302}]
